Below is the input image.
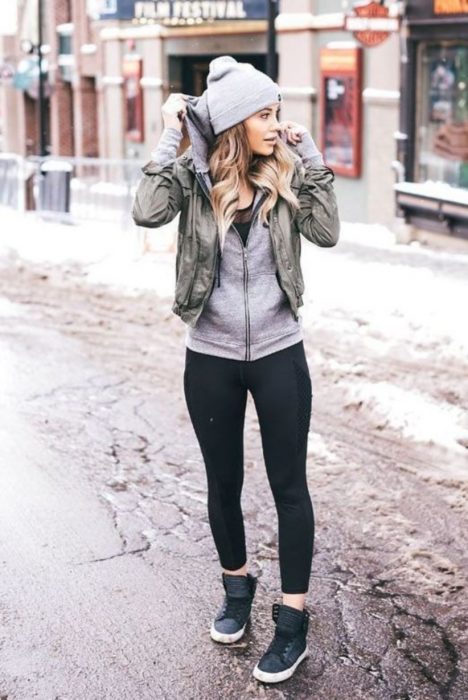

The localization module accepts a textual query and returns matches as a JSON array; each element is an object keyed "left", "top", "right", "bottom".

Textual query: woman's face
[{"left": 243, "top": 102, "right": 282, "bottom": 156}]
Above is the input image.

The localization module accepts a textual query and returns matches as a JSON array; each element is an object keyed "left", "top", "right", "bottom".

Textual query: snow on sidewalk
[{"left": 1, "top": 206, "right": 467, "bottom": 456}]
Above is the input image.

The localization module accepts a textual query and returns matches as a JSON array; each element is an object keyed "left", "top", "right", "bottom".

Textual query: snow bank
[
  {"left": 1, "top": 206, "right": 467, "bottom": 458},
  {"left": 343, "top": 380, "right": 468, "bottom": 455}
]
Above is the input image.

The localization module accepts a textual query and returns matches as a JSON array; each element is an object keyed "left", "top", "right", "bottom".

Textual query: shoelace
[{"left": 222, "top": 596, "right": 251, "bottom": 624}]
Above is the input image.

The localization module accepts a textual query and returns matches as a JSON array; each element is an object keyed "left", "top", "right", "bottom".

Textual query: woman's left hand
[{"left": 279, "top": 120, "right": 308, "bottom": 145}]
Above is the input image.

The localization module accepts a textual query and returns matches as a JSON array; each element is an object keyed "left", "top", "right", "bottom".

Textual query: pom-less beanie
[{"left": 206, "top": 55, "right": 282, "bottom": 135}]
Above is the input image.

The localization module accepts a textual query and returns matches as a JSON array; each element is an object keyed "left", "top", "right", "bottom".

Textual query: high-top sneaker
[
  {"left": 210, "top": 572, "right": 258, "bottom": 644},
  {"left": 252, "top": 602, "right": 310, "bottom": 683}
]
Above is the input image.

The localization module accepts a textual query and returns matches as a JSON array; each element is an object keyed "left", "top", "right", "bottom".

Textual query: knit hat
[{"left": 206, "top": 55, "right": 282, "bottom": 135}]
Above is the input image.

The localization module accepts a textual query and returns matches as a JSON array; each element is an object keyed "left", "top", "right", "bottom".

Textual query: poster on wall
[
  {"left": 429, "top": 56, "right": 457, "bottom": 122},
  {"left": 320, "top": 47, "right": 363, "bottom": 178},
  {"left": 123, "top": 55, "right": 144, "bottom": 142}
]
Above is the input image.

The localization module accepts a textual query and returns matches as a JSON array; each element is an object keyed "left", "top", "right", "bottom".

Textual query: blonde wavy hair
[{"left": 207, "top": 121, "right": 300, "bottom": 251}]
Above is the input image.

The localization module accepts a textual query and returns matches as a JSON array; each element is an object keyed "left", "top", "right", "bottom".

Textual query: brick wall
[
  {"left": 70, "top": 0, "right": 99, "bottom": 157},
  {"left": 56, "top": 82, "right": 75, "bottom": 155},
  {"left": 74, "top": 77, "right": 98, "bottom": 157},
  {"left": 47, "top": 0, "right": 75, "bottom": 155}
]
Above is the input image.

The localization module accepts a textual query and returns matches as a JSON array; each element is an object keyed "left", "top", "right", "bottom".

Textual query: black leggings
[{"left": 183, "top": 340, "right": 314, "bottom": 594}]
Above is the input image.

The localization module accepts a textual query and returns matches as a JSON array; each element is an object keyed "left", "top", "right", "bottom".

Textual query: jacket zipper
[
  {"left": 193, "top": 173, "right": 272, "bottom": 354},
  {"left": 229, "top": 224, "right": 250, "bottom": 361},
  {"left": 231, "top": 194, "right": 266, "bottom": 361},
  {"left": 243, "top": 247, "right": 250, "bottom": 360}
]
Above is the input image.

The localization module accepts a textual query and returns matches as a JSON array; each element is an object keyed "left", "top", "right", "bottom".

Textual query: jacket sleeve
[
  {"left": 132, "top": 127, "right": 185, "bottom": 229},
  {"left": 288, "top": 132, "right": 340, "bottom": 248},
  {"left": 294, "top": 164, "right": 340, "bottom": 247}
]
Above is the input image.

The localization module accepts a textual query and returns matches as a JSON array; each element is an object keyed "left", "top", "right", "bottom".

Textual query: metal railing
[
  {"left": 0, "top": 153, "right": 145, "bottom": 228},
  {"left": 0, "top": 154, "right": 28, "bottom": 211}
]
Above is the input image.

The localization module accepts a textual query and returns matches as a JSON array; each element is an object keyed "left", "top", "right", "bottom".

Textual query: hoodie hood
[
  {"left": 183, "top": 91, "right": 266, "bottom": 228},
  {"left": 183, "top": 91, "right": 294, "bottom": 178},
  {"left": 185, "top": 93, "right": 216, "bottom": 175}
]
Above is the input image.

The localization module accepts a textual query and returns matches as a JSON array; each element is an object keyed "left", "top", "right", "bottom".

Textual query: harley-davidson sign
[{"left": 345, "top": 1, "right": 399, "bottom": 47}]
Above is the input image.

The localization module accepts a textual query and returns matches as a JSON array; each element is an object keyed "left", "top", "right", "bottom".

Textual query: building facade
[
  {"left": 396, "top": 0, "right": 468, "bottom": 240},
  {"left": 1, "top": 1, "right": 467, "bottom": 241}
]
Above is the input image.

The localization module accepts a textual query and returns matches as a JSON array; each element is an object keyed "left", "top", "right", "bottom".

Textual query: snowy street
[{"left": 0, "top": 209, "right": 467, "bottom": 699}]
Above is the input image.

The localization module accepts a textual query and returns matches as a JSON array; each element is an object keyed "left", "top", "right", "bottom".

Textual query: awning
[{"left": 395, "top": 181, "right": 468, "bottom": 239}]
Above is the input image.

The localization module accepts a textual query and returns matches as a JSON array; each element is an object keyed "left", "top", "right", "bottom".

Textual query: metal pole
[
  {"left": 37, "top": 0, "right": 47, "bottom": 156},
  {"left": 266, "top": 0, "right": 279, "bottom": 81}
]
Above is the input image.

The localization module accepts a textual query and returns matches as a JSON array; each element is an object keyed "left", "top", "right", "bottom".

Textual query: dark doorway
[
  {"left": 24, "top": 94, "right": 51, "bottom": 157},
  {"left": 169, "top": 54, "right": 268, "bottom": 96}
]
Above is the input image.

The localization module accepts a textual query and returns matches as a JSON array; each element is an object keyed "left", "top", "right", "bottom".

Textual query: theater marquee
[{"left": 90, "top": 0, "right": 272, "bottom": 21}]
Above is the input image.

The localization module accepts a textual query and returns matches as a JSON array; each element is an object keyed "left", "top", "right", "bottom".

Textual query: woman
[{"left": 133, "top": 56, "right": 340, "bottom": 684}]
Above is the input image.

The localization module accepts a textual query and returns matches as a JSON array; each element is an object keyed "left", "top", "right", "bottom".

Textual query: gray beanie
[{"left": 206, "top": 55, "right": 282, "bottom": 135}]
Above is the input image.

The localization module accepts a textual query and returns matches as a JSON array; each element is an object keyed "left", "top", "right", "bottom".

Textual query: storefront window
[{"left": 416, "top": 42, "right": 468, "bottom": 189}]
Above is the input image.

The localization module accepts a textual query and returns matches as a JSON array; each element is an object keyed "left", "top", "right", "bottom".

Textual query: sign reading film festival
[{"left": 95, "top": 0, "right": 272, "bottom": 21}]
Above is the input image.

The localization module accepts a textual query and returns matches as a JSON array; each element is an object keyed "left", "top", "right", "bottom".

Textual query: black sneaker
[
  {"left": 210, "top": 572, "right": 258, "bottom": 644},
  {"left": 252, "top": 602, "right": 310, "bottom": 683}
]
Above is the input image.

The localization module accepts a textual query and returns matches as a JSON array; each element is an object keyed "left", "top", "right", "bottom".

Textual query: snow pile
[
  {"left": 1, "top": 205, "right": 467, "bottom": 458},
  {"left": 343, "top": 380, "right": 468, "bottom": 455},
  {"left": 0, "top": 206, "right": 176, "bottom": 298},
  {"left": 336, "top": 221, "right": 397, "bottom": 248},
  {"left": 0, "top": 207, "right": 134, "bottom": 266},
  {"left": 300, "top": 232, "right": 468, "bottom": 359}
]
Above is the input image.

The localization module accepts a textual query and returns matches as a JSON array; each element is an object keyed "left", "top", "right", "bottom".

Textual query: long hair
[{"left": 207, "top": 122, "right": 300, "bottom": 252}]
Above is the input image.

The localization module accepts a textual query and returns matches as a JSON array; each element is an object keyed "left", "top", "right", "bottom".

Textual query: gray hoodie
[{"left": 150, "top": 97, "right": 326, "bottom": 362}]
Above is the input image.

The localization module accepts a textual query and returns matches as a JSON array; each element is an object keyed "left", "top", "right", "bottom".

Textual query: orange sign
[
  {"left": 320, "top": 48, "right": 360, "bottom": 73},
  {"left": 434, "top": 0, "right": 468, "bottom": 13},
  {"left": 345, "top": 1, "right": 399, "bottom": 47}
]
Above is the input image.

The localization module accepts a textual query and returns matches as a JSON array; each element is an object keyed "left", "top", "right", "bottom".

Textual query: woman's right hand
[{"left": 162, "top": 93, "right": 189, "bottom": 131}]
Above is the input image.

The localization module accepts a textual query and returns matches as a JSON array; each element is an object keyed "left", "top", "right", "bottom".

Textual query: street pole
[
  {"left": 37, "top": 0, "right": 47, "bottom": 156},
  {"left": 266, "top": 0, "right": 279, "bottom": 81}
]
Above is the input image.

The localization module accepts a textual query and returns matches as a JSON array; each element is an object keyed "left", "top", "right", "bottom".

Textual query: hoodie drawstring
[{"left": 217, "top": 242, "right": 221, "bottom": 287}]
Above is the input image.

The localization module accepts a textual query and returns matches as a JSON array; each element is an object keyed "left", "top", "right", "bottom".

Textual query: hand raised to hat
[
  {"left": 162, "top": 93, "right": 190, "bottom": 131},
  {"left": 278, "top": 120, "right": 324, "bottom": 165},
  {"left": 279, "top": 120, "right": 308, "bottom": 145}
]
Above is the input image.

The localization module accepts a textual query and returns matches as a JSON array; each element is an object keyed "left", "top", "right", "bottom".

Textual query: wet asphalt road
[{"left": 0, "top": 250, "right": 467, "bottom": 700}]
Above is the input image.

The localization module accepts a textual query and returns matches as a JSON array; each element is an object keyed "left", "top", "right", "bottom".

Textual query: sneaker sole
[
  {"left": 252, "top": 646, "right": 309, "bottom": 683},
  {"left": 210, "top": 621, "right": 247, "bottom": 644}
]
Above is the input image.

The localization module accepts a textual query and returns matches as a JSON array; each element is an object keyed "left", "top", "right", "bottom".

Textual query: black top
[{"left": 233, "top": 193, "right": 255, "bottom": 247}]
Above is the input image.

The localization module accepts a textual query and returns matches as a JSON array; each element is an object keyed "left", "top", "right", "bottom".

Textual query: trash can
[
  {"left": 25, "top": 170, "right": 36, "bottom": 211},
  {"left": 38, "top": 160, "right": 73, "bottom": 213}
]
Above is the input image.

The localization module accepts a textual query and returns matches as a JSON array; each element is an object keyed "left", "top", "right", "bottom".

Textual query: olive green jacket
[{"left": 132, "top": 146, "right": 340, "bottom": 329}]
